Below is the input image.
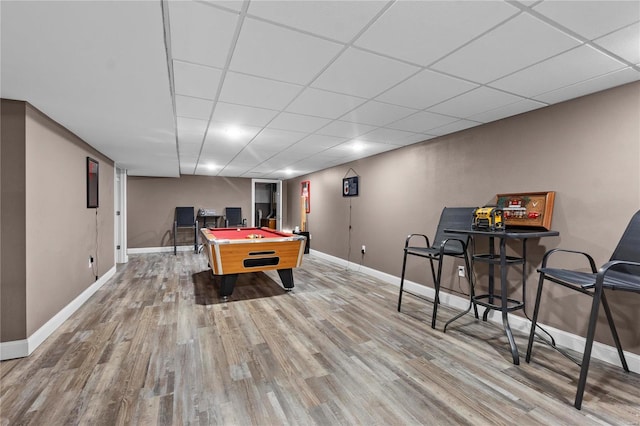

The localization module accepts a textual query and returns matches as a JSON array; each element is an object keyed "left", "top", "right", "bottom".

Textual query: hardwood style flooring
[{"left": 1, "top": 252, "right": 639, "bottom": 425}]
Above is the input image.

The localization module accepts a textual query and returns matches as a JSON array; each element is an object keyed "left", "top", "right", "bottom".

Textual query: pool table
[{"left": 200, "top": 227, "right": 306, "bottom": 299}]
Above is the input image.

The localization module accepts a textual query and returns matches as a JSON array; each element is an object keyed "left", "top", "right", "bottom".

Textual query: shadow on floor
[{"left": 192, "top": 269, "right": 287, "bottom": 305}]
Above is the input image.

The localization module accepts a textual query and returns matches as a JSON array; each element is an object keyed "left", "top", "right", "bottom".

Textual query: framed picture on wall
[
  {"left": 343, "top": 176, "right": 358, "bottom": 197},
  {"left": 495, "top": 191, "right": 555, "bottom": 230},
  {"left": 87, "top": 157, "right": 99, "bottom": 208},
  {"left": 301, "top": 180, "right": 310, "bottom": 213}
]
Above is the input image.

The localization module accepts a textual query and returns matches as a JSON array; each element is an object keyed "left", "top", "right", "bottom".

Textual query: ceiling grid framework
[{"left": 2, "top": 0, "right": 639, "bottom": 177}]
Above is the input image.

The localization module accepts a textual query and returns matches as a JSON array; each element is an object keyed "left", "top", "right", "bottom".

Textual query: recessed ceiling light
[
  {"left": 225, "top": 126, "right": 244, "bottom": 140},
  {"left": 352, "top": 141, "right": 364, "bottom": 152},
  {"left": 206, "top": 163, "right": 217, "bottom": 170}
]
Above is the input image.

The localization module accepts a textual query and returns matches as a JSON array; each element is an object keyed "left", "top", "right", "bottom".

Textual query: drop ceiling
[{"left": 2, "top": 1, "right": 639, "bottom": 178}]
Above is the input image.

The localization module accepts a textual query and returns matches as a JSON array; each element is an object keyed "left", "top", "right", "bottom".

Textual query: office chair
[
  {"left": 173, "top": 206, "right": 198, "bottom": 255},
  {"left": 398, "top": 207, "right": 478, "bottom": 329},
  {"left": 225, "top": 207, "right": 243, "bottom": 227},
  {"left": 526, "top": 210, "right": 640, "bottom": 409}
]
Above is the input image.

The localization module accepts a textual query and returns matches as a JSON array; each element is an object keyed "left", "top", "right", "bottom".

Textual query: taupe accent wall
[
  {"left": 1, "top": 100, "right": 27, "bottom": 341},
  {"left": 286, "top": 82, "right": 640, "bottom": 354},
  {"left": 127, "top": 175, "right": 287, "bottom": 248},
  {"left": 1, "top": 100, "right": 115, "bottom": 341}
]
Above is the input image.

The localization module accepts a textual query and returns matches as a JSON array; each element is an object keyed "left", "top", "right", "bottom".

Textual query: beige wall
[
  {"left": 127, "top": 175, "right": 255, "bottom": 248},
  {"left": 286, "top": 82, "right": 640, "bottom": 354},
  {"left": 0, "top": 100, "right": 115, "bottom": 341},
  {"left": 1, "top": 100, "right": 27, "bottom": 341}
]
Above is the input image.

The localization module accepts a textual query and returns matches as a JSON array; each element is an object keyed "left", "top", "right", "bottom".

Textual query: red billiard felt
[{"left": 209, "top": 228, "right": 290, "bottom": 240}]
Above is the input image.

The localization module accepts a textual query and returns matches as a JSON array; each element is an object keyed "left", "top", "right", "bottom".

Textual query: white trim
[
  {"left": 127, "top": 245, "right": 195, "bottom": 255},
  {"left": 0, "top": 339, "right": 29, "bottom": 361},
  {"left": 309, "top": 249, "right": 640, "bottom": 374},
  {"left": 114, "top": 167, "right": 128, "bottom": 264},
  {"left": 0, "top": 266, "right": 117, "bottom": 361}
]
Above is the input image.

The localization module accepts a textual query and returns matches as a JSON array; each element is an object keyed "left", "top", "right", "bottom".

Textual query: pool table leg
[
  {"left": 219, "top": 274, "right": 238, "bottom": 299},
  {"left": 277, "top": 269, "right": 295, "bottom": 291}
]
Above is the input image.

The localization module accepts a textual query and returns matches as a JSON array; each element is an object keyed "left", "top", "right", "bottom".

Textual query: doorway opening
[{"left": 252, "top": 179, "right": 282, "bottom": 230}]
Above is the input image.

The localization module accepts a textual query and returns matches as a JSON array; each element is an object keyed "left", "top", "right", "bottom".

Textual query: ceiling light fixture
[
  {"left": 225, "top": 126, "right": 244, "bottom": 140},
  {"left": 352, "top": 141, "right": 364, "bottom": 152}
]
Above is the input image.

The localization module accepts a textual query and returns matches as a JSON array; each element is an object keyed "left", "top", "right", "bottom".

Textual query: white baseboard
[
  {"left": 0, "top": 265, "right": 117, "bottom": 361},
  {"left": 309, "top": 249, "right": 640, "bottom": 374},
  {"left": 128, "top": 245, "right": 196, "bottom": 254}
]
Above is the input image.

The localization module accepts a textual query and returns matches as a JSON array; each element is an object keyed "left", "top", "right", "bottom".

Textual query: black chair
[
  {"left": 225, "top": 207, "right": 243, "bottom": 227},
  {"left": 526, "top": 210, "right": 640, "bottom": 409},
  {"left": 173, "top": 206, "right": 198, "bottom": 255},
  {"left": 398, "top": 207, "right": 478, "bottom": 329}
]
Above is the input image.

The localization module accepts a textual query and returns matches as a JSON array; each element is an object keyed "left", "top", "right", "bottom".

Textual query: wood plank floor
[{"left": 1, "top": 252, "right": 639, "bottom": 425}]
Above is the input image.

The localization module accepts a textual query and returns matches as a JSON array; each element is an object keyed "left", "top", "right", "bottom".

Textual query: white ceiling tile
[
  {"left": 201, "top": 1, "right": 243, "bottom": 12},
  {"left": 394, "top": 133, "right": 436, "bottom": 146},
  {"left": 321, "top": 144, "right": 367, "bottom": 160},
  {"left": 176, "top": 117, "right": 208, "bottom": 145},
  {"left": 329, "top": 140, "right": 396, "bottom": 156},
  {"left": 429, "top": 120, "right": 482, "bottom": 136},
  {"left": 594, "top": 23, "right": 640, "bottom": 65},
  {"left": 269, "top": 150, "right": 311, "bottom": 164},
  {"left": 168, "top": 1, "right": 238, "bottom": 68},
  {"left": 428, "top": 87, "right": 525, "bottom": 118},
  {"left": 312, "top": 48, "right": 419, "bottom": 98},
  {"left": 179, "top": 143, "right": 201, "bottom": 157},
  {"left": 199, "top": 142, "right": 243, "bottom": 164},
  {"left": 229, "top": 149, "right": 267, "bottom": 167},
  {"left": 357, "top": 127, "right": 418, "bottom": 145},
  {"left": 288, "top": 134, "right": 347, "bottom": 154},
  {"left": 193, "top": 164, "right": 222, "bottom": 176},
  {"left": 180, "top": 160, "right": 198, "bottom": 174},
  {"left": 432, "top": 14, "right": 581, "bottom": 83},
  {"left": 218, "top": 165, "right": 254, "bottom": 177},
  {"left": 229, "top": 17, "right": 343, "bottom": 84},
  {"left": 4, "top": 0, "right": 637, "bottom": 179},
  {"left": 339, "top": 100, "right": 417, "bottom": 126},
  {"left": 376, "top": 69, "right": 478, "bottom": 109},
  {"left": 247, "top": 1, "right": 387, "bottom": 42},
  {"left": 211, "top": 102, "right": 279, "bottom": 127},
  {"left": 386, "top": 111, "right": 458, "bottom": 133},
  {"left": 358, "top": 142, "right": 399, "bottom": 155},
  {"left": 249, "top": 128, "right": 307, "bottom": 150},
  {"left": 533, "top": 1, "right": 640, "bottom": 40},
  {"left": 468, "top": 99, "right": 547, "bottom": 123},
  {"left": 176, "top": 95, "right": 213, "bottom": 120},
  {"left": 315, "top": 120, "right": 377, "bottom": 138},
  {"left": 534, "top": 67, "right": 640, "bottom": 104},
  {"left": 286, "top": 87, "right": 365, "bottom": 119},
  {"left": 173, "top": 61, "right": 222, "bottom": 100},
  {"left": 490, "top": 46, "right": 627, "bottom": 98},
  {"left": 267, "top": 112, "right": 332, "bottom": 133},
  {"left": 291, "top": 157, "right": 335, "bottom": 171},
  {"left": 219, "top": 71, "right": 302, "bottom": 110},
  {"left": 355, "top": 1, "right": 518, "bottom": 65}
]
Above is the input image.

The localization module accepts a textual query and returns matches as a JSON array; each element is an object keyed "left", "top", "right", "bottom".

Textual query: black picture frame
[
  {"left": 87, "top": 157, "right": 99, "bottom": 208},
  {"left": 342, "top": 176, "right": 359, "bottom": 197}
]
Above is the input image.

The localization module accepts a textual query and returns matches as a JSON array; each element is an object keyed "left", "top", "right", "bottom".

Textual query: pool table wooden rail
[{"left": 200, "top": 228, "right": 306, "bottom": 275}]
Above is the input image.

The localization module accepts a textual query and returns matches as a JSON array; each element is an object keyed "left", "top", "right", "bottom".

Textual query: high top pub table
[{"left": 444, "top": 228, "right": 559, "bottom": 364}]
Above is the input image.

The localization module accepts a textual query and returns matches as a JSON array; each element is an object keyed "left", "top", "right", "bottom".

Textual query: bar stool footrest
[
  {"left": 473, "top": 294, "right": 524, "bottom": 312},
  {"left": 472, "top": 254, "right": 524, "bottom": 265}
]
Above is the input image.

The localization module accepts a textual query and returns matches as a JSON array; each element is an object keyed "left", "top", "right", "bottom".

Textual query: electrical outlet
[
  {"left": 89, "top": 255, "right": 94, "bottom": 268},
  {"left": 457, "top": 266, "right": 465, "bottom": 277},
  {"left": 361, "top": 245, "right": 366, "bottom": 254}
]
